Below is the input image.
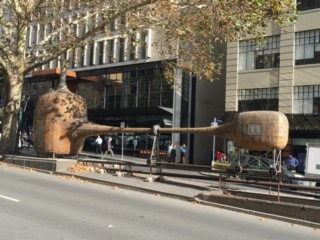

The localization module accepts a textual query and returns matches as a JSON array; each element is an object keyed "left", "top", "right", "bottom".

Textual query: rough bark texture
[{"left": 0, "top": 72, "right": 23, "bottom": 155}]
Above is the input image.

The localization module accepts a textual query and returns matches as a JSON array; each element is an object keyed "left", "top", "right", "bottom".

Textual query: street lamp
[
  {"left": 211, "top": 118, "right": 218, "bottom": 161},
  {"left": 120, "top": 122, "right": 125, "bottom": 160},
  {"left": 211, "top": 118, "right": 223, "bottom": 161}
]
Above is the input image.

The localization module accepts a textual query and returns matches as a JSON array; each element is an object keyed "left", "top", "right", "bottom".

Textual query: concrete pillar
[{"left": 278, "top": 25, "right": 295, "bottom": 114}]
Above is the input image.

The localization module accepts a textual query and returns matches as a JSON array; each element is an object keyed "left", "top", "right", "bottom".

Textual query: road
[{"left": 0, "top": 164, "right": 319, "bottom": 240}]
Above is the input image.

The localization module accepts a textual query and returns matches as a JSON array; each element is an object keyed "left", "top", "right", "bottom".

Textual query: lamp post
[
  {"left": 211, "top": 118, "right": 218, "bottom": 161},
  {"left": 120, "top": 122, "right": 125, "bottom": 160}
]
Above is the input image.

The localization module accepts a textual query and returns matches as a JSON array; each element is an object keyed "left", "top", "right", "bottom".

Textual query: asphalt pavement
[{"left": 4, "top": 146, "right": 320, "bottom": 228}]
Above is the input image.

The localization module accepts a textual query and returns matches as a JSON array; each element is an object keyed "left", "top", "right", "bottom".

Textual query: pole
[
  {"left": 213, "top": 135, "right": 216, "bottom": 161},
  {"left": 211, "top": 118, "right": 218, "bottom": 161},
  {"left": 120, "top": 122, "right": 125, "bottom": 160},
  {"left": 122, "top": 133, "right": 124, "bottom": 160}
]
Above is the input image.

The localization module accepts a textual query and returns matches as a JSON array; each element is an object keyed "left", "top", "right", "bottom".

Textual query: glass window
[
  {"left": 119, "top": 38, "right": 125, "bottom": 62},
  {"left": 237, "top": 88, "right": 279, "bottom": 112},
  {"left": 239, "top": 35, "right": 280, "bottom": 70},
  {"left": 106, "top": 40, "right": 114, "bottom": 63},
  {"left": 140, "top": 30, "right": 148, "bottom": 59},
  {"left": 102, "top": 68, "right": 173, "bottom": 109},
  {"left": 97, "top": 41, "right": 104, "bottom": 65},
  {"left": 297, "top": 0, "right": 320, "bottom": 11},
  {"left": 293, "top": 85, "right": 320, "bottom": 113},
  {"left": 296, "top": 29, "right": 320, "bottom": 65}
]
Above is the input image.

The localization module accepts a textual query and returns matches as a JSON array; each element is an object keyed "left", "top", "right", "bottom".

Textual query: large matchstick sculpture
[{"left": 33, "top": 78, "right": 289, "bottom": 156}]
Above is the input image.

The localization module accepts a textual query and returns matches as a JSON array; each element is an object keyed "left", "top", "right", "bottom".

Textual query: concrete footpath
[{"left": 3, "top": 148, "right": 320, "bottom": 229}]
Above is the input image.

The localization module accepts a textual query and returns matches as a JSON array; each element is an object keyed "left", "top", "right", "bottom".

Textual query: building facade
[
  {"left": 13, "top": 4, "right": 225, "bottom": 165},
  {"left": 225, "top": 0, "right": 320, "bottom": 161}
]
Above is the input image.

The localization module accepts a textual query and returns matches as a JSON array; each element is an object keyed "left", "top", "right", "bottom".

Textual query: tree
[{"left": 0, "top": 0, "right": 297, "bottom": 155}]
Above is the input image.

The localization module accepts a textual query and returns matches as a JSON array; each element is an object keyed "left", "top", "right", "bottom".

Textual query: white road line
[{"left": 0, "top": 195, "right": 20, "bottom": 202}]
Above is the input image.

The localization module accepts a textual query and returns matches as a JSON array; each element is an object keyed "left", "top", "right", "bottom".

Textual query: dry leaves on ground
[
  {"left": 191, "top": 199, "right": 200, "bottom": 205},
  {"left": 58, "top": 175, "right": 87, "bottom": 183},
  {"left": 67, "top": 163, "right": 91, "bottom": 173},
  {"left": 67, "top": 163, "right": 105, "bottom": 174}
]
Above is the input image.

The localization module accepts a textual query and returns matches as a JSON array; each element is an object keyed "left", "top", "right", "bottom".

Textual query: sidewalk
[{"left": 58, "top": 150, "right": 218, "bottom": 202}]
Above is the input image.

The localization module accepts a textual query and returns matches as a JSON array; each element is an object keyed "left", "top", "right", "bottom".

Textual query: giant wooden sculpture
[{"left": 33, "top": 82, "right": 289, "bottom": 157}]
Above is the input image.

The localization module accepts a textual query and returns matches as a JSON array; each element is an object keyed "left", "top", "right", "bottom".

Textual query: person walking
[
  {"left": 168, "top": 144, "right": 176, "bottom": 163},
  {"left": 95, "top": 135, "right": 103, "bottom": 154},
  {"left": 26, "top": 130, "right": 33, "bottom": 150},
  {"left": 166, "top": 142, "right": 173, "bottom": 162},
  {"left": 104, "top": 137, "right": 114, "bottom": 158},
  {"left": 133, "top": 138, "right": 138, "bottom": 151},
  {"left": 180, "top": 143, "right": 187, "bottom": 164},
  {"left": 133, "top": 137, "right": 138, "bottom": 156}
]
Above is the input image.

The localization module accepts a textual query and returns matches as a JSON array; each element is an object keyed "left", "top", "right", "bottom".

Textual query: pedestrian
[
  {"left": 132, "top": 137, "right": 138, "bottom": 156},
  {"left": 285, "top": 153, "right": 299, "bottom": 171},
  {"left": 168, "top": 144, "right": 176, "bottom": 163},
  {"left": 296, "top": 158, "right": 305, "bottom": 175},
  {"left": 104, "top": 137, "right": 114, "bottom": 158},
  {"left": 22, "top": 130, "right": 27, "bottom": 146},
  {"left": 167, "top": 142, "right": 173, "bottom": 155},
  {"left": 95, "top": 135, "right": 103, "bottom": 154},
  {"left": 215, "top": 150, "right": 223, "bottom": 161},
  {"left": 180, "top": 143, "right": 187, "bottom": 164},
  {"left": 220, "top": 154, "right": 229, "bottom": 163},
  {"left": 26, "top": 130, "right": 33, "bottom": 149},
  {"left": 133, "top": 138, "right": 138, "bottom": 151}
]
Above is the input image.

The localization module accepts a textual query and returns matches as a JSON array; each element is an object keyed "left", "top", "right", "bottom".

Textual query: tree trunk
[{"left": 0, "top": 72, "right": 23, "bottom": 156}]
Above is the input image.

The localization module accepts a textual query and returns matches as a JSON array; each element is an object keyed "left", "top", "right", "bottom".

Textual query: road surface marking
[{"left": 0, "top": 195, "right": 20, "bottom": 202}]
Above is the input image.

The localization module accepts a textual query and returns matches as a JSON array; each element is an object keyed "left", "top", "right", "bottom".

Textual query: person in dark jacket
[{"left": 168, "top": 144, "right": 176, "bottom": 163}]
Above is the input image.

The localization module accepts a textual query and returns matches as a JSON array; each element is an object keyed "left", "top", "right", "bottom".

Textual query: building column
[
  {"left": 225, "top": 41, "right": 239, "bottom": 112},
  {"left": 278, "top": 25, "right": 295, "bottom": 114},
  {"left": 172, "top": 68, "right": 182, "bottom": 162}
]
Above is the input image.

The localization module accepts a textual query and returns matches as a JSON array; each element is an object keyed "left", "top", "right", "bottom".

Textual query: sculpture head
[{"left": 33, "top": 86, "right": 89, "bottom": 155}]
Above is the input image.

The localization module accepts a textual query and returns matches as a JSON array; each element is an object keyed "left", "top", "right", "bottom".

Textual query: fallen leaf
[{"left": 192, "top": 200, "right": 200, "bottom": 205}]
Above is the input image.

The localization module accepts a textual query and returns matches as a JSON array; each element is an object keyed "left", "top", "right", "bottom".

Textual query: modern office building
[
  {"left": 16, "top": 6, "right": 225, "bottom": 165},
  {"left": 225, "top": 0, "right": 320, "bottom": 161}
]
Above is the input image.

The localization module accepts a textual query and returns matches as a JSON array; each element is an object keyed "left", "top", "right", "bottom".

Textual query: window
[
  {"left": 88, "top": 43, "right": 94, "bottom": 66},
  {"left": 238, "top": 88, "right": 279, "bottom": 112},
  {"left": 106, "top": 39, "right": 114, "bottom": 63},
  {"left": 140, "top": 30, "right": 148, "bottom": 59},
  {"left": 119, "top": 38, "right": 125, "bottom": 62},
  {"left": 297, "top": 0, "right": 320, "bottom": 11},
  {"left": 98, "top": 41, "right": 104, "bottom": 65},
  {"left": 104, "top": 68, "right": 173, "bottom": 109},
  {"left": 294, "top": 85, "right": 320, "bottom": 114},
  {"left": 239, "top": 36, "right": 280, "bottom": 70},
  {"left": 295, "top": 29, "right": 320, "bottom": 65},
  {"left": 129, "top": 35, "right": 136, "bottom": 60}
]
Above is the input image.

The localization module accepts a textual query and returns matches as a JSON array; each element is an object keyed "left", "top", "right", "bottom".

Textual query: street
[{"left": 0, "top": 164, "right": 319, "bottom": 240}]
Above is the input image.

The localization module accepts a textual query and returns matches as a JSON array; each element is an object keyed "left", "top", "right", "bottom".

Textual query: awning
[
  {"left": 31, "top": 68, "right": 76, "bottom": 79},
  {"left": 286, "top": 114, "right": 320, "bottom": 130}
]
